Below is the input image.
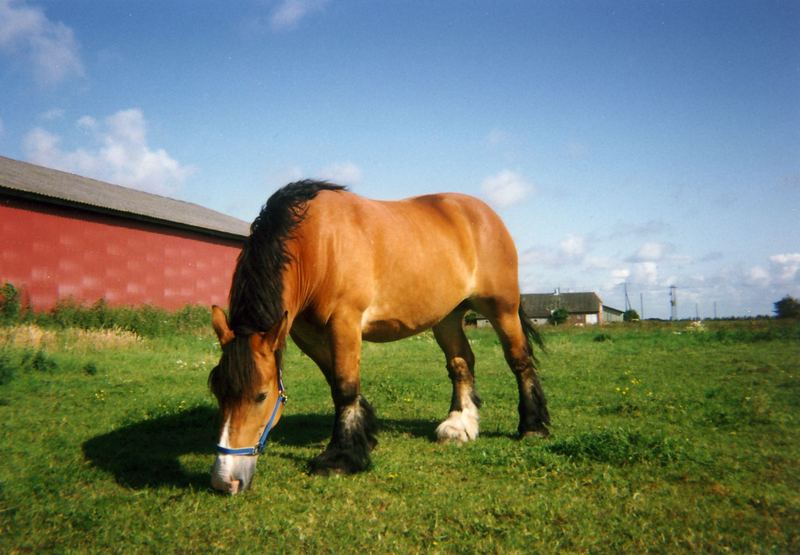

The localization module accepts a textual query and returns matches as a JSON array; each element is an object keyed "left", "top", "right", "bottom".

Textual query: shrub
[
  {"left": 1, "top": 283, "right": 21, "bottom": 323},
  {"left": 774, "top": 295, "right": 800, "bottom": 319},
  {"left": 31, "top": 349, "right": 58, "bottom": 372},
  {"left": 548, "top": 307, "right": 569, "bottom": 326},
  {"left": 623, "top": 309, "right": 640, "bottom": 322},
  {"left": 0, "top": 350, "right": 15, "bottom": 385}
]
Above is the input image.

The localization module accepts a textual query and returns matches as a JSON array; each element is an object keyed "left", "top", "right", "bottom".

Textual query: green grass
[{"left": 1, "top": 318, "right": 798, "bottom": 553}]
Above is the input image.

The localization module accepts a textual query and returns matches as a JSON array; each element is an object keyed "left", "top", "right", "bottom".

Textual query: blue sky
[{"left": 1, "top": 0, "right": 798, "bottom": 318}]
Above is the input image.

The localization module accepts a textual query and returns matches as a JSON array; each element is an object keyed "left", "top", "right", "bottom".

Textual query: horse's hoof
[
  {"left": 436, "top": 428, "right": 470, "bottom": 444},
  {"left": 310, "top": 465, "right": 346, "bottom": 477},
  {"left": 436, "top": 410, "right": 479, "bottom": 442},
  {"left": 310, "top": 448, "right": 370, "bottom": 475},
  {"left": 519, "top": 427, "right": 550, "bottom": 440}
]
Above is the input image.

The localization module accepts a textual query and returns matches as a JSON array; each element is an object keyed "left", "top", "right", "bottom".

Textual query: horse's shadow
[
  {"left": 82, "top": 406, "right": 218, "bottom": 490},
  {"left": 82, "top": 407, "right": 437, "bottom": 490}
]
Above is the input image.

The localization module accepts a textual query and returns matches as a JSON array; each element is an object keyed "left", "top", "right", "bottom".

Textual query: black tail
[
  {"left": 518, "top": 304, "right": 545, "bottom": 366},
  {"left": 518, "top": 303, "right": 550, "bottom": 428}
]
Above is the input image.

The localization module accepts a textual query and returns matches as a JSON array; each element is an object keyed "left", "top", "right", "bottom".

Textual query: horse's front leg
[{"left": 310, "top": 316, "right": 378, "bottom": 474}]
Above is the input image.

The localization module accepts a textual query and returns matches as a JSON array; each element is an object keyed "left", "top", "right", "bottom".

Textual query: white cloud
[
  {"left": 628, "top": 241, "right": 672, "bottom": 262},
  {"left": 0, "top": 0, "right": 84, "bottom": 85},
  {"left": 746, "top": 265, "right": 771, "bottom": 288},
  {"left": 270, "top": 0, "right": 329, "bottom": 31},
  {"left": 559, "top": 234, "right": 586, "bottom": 260},
  {"left": 23, "top": 108, "right": 193, "bottom": 195},
  {"left": 520, "top": 233, "right": 590, "bottom": 270},
  {"left": 39, "top": 107, "right": 64, "bottom": 121},
  {"left": 481, "top": 169, "right": 532, "bottom": 208},
  {"left": 610, "top": 267, "right": 630, "bottom": 285},
  {"left": 769, "top": 253, "right": 800, "bottom": 283},
  {"left": 319, "top": 161, "right": 363, "bottom": 185},
  {"left": 631, "top": 261, "right": 660, "bottom": 287},
  {"left": 607, "top": 261, "right": 661, "bottom": 291},
  {"left": 743, "top": 254, "right": 800, "bottom": 290},
  {"left": 76, "top": 115, "right": 97, "bottom": 131}
]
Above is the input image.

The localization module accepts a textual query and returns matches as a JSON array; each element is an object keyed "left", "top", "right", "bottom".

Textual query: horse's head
[{"left": 208, "top": 306, "right": 288, "bottom": 494}]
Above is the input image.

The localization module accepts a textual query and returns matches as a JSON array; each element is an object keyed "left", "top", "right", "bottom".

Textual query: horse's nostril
[{"left": 210, "top": 471, "right": 232, "bottom": 493}]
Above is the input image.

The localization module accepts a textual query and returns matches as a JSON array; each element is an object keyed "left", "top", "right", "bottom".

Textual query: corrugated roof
[
  {"left": 0, "top": 155, "right": 249, "bottom": 240},
  {"left": 522, "top": 292, "right": 603, "bottom": 317}
]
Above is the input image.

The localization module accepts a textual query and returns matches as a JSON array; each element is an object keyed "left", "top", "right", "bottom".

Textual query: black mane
[{"left": 228, "top": 180, "right": 347, "bottom": 335}]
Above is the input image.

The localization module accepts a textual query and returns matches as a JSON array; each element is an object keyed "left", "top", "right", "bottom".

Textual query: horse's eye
[{"left": 255, "top": 392, "right": 268, "bottom": 403}]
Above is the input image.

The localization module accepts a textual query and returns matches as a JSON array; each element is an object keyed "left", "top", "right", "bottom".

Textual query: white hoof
[{"left": 436, "top": 406, "right": 479, "bottom": 442}]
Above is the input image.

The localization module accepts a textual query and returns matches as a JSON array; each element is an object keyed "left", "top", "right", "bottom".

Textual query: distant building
[
  {"left": 470, "top": 291, "right": 623, "bottom": 327},
  {"left": 521, "top": 291, "right": 623, "bottom": 326},
  {"left": 601, "top": 305, "right": 624, "bottom": 324},
  {"left": 1, "top": 156, "right": 249, "bottom": 311}
]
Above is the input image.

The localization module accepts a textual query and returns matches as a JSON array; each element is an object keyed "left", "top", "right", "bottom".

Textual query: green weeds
[
  {"left": 45, "top": 299, "right": 209, "bottom": 336},
  {"left": 0, "top": 283, "right": 21, "bottom": 323},
  {"left": 0, "top": 347, "right": 59, "bottom": 382},
  {"left": 544, "top": 427, "right": 696, "bottom": 466},
  {"left": 0, "top": 287, "right": 209, "bottom": 336}
]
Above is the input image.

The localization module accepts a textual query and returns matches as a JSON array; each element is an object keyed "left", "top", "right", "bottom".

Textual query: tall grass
[{"left": 0, "top": 283, "right": 209, "bottom": 336}]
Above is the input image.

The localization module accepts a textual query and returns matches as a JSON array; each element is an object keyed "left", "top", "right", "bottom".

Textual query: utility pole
[
  {"left": 624, "top": 282, "right": 631, "bottom": 312},
  {"left": 670, "top": 285, "right": 677, "bottom": 321}
]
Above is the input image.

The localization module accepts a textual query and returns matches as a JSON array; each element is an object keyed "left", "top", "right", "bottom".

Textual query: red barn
[{"left": 0, "top": 156, "right": 248, "bottom": 311}]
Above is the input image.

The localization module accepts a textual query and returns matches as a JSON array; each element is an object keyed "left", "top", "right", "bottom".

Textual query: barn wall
[{"left": 1, "top": 196, "right": 243, "bottom": 311}]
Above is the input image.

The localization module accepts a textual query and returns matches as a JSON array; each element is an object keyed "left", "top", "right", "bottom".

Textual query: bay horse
[{"left": 209, "top": 181, "right": 549, "bottom": 494}]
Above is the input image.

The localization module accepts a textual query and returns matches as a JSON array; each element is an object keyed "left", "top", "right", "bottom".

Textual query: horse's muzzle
[{"left": 211, "top": 454, "right": 258, "bottom": 494}]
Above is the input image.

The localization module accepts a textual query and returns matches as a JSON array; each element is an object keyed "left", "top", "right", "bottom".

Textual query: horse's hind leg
[
  {"left": 433, "top": 308, "right": 481, "bottom": 442},
  {"left": 479, "top": 300, "right": 550, "bottom": 438}
]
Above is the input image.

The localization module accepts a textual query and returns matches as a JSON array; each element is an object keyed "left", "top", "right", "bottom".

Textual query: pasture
[{"left": 1, "top": 315, "right": 798, "bottom": 553}]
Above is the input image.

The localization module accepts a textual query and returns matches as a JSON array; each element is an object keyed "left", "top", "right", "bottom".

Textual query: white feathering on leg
[{"left": 436, "top": 395, "right": 479, "bottom": 442}]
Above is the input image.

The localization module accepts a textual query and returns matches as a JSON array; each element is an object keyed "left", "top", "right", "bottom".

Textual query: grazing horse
[{"left": 208, "top": 181, "right": 549, "bottom": 494}]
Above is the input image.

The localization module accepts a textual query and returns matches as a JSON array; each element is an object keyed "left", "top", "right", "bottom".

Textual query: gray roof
[
  {"left": 603, "top": 305, "right": 624, "bottom": 316},
  {"left": 522, "top": 292, "right": 603, "bottom": 317},
  {"left": 0, "top": 155, "right": 249, "bottom": 240}
]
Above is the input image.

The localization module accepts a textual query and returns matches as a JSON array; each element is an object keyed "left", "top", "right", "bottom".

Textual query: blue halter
[{"left": 216, "top": 368, "right": 287, "bottom": 456}]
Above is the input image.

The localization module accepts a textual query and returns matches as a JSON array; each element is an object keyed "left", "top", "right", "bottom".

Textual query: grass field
[{"left": 1, "top": 317, "right": 798, "bottom": 553}]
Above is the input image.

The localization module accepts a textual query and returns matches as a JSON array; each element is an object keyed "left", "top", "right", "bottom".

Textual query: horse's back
[
  {"left": 297, "top": 189, "right": 521, "bottom": 339},
  {"left": 393, "top": 192, "right": 521, "bottom": 297}
]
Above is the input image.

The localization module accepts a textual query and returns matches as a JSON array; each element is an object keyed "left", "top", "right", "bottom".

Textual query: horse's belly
[
  {"left": 361, "top": 294, "right": 464, "bottom": 342},
  {"left": 358, "top": 272, "right": 473, "bottom": 342},
  {"left": 360, "top": 311, "right": 440, "bottom": 343}
]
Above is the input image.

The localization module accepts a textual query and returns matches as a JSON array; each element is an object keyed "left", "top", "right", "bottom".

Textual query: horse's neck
[{"left": 280, "top": 261, "right": 313, "bottom": 321}]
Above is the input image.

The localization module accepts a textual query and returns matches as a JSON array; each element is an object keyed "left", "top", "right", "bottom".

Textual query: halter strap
[{"left": 216, "top": 369, "right": 287, "bottom": 456}]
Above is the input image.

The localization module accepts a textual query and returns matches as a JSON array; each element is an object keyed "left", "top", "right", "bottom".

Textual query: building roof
[
  {"left": 0, "top": 155, "right": 250, "bottom": 240},
  {"left": 522, "top": 292, "right": 603, "bottom": 317},
  {"left": 603, "top": 305, "right": 624, "bottom": 316}
]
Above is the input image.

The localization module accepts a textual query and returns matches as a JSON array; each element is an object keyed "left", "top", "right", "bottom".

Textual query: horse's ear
[
  {"left": 211, "top": 305, "right": 235, "bottom": 346},
  {"left": 260, "top": 311, "right": 289, "bottom": 353}
]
